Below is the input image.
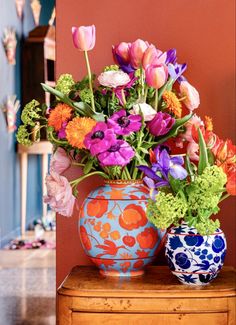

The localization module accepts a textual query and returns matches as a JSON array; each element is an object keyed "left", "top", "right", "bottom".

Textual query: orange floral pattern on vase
[
  {"left": 80, "top": 225, "right": 92, "bottom": 250},
  {"left": 87, "top": 198, "right": 108, "bottom": 218},
  {"left": 136, "top": 227, "right": 158, "bottom": 249},
  {"left": 119, "top": 204, "right": 147, "bottom": 230}
]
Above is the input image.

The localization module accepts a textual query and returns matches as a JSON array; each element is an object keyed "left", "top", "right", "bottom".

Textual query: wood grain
[{"left": 57, "top": 266, "right": 236, "bottom": 325}]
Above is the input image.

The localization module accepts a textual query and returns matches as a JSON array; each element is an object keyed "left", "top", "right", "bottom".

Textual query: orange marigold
[
  {"left": 48, "top": 103, "right": 72, "bottom": 131},
  {"left": 205, "top": 115, "right": 213, "bottom": 131},
  {"left": 66, "top": 117, "right": 96, "bottom": 149},
  {"left": 162, "top": 91, "right": 182, "bottom": 118}
]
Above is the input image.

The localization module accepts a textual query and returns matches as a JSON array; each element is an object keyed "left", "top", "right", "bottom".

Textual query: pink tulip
[
  {"left": 112, "top": 42, "right": 131, "bottom": 63},
  {"left": 50, "top": 148, "right": 71, "bottom": 175},
  {"left": 179, "top": 80, "right": 200, "bottom": 111},
  {"left": 142, "top": 45, "right": 166, "bottom": 69},
  {"left": 72, "top": 25, "right": 96, "bottom": 51},
  {"left": 145, "top": 64, "right": 168, "bottom": 89},
  {"left": 187, "top": 141, "right": 199, "bottom": 161},
  {"left": 129, "top": 39, "right": 149, "bottom": 69},
  {"left": 44, "top": 172, "right": 75, "bottom": 217}
]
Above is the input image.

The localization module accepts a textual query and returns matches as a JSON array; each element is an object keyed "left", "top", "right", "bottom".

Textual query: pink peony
[
  {"left": 98, "top": 70, "right": 130, "bottom": 88},
  {"left": 179, "top": 81, "right": 200, "bottom": 111},
  {"left": 44, "top": 172, "right": 75, "bottom": 217},
  {"left": 130, "top": 103, "right": 157, "bottom": 121},
  {"left": 50, "top": 148, "right": 71, "bottom": 175}
]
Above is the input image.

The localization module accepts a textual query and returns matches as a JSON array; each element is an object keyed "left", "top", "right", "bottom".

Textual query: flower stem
[
  {"left": 84, "top": 50, "right": 95, "bottom": 111},
  {"left": 219, "top": 193, "right": 230, "bottom": 203},
  {"left": 70, "top": 171, "right": 109, "bottom": 186},
  {"left": 154, "top": 89, "right": 158, "bottom": 110},
  {"left": 121, "top": 89, "right": 126, "bottom": 106}
]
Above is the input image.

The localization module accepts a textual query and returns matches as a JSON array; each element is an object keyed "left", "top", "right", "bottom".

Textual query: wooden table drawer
[{"left": 72, "top": 312, "right": 228, "bottom": 325}]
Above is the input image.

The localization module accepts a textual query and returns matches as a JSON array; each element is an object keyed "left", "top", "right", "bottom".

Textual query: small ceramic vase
[{"left": 165, "top": 222, "right": 227, "bottom": 285}]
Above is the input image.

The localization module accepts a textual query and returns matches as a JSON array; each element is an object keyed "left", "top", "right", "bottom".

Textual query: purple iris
[
  {"left": 165, "top": 49, "right": 177, "bottom": 65},
  {"left": 168, "top": 63, "right": 187, "bottom": 83},
  {"left": 84, "top": 122, "right": 116, "bottom": 156},
  {"left": 58, "top": 121, "right": 67, "bottom": 139},
  {"left": 147, "top": 112, "right": 175, "bottom": 136},
  {"left": 107, "top": 109, "right": 142, "bottom": 136},
  {"left": 97, "top": 140, "right": 135, "bottom": 166},
  {"left": 151, "top": 149, "right": 188, "bottom": 180},
  {"left": 138, "top": 149, "right": 187, "bottom": 197}
]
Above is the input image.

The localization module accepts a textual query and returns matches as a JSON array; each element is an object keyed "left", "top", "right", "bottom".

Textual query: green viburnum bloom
[
  {"left": 147, "top": 191, "right": 187, "bottom": 229},
  {"left": 103, "top": 65, "right": 119, "bottom": 72},
  {"left": 55, "top": 74, "right": 75, "bottom": 95},
  {"left": 79, "top": 88, "right": 93, "bottom": 104},
  {"left": 16, "top": 125, "right": 32, "bottom": 146},
  {"left": 21, "top": 100, "right": 41, "bottom": 126},
  {"left": 186, "top": 165, "right": 227, "bottom": 235}
]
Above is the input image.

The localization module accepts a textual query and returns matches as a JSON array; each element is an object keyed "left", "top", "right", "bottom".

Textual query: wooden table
[
  {"left": 57, "top": 266, "right": 236, "bottom": 325},
  {"left": 18, "top": 141, "right": 53, "bottom": 237}
]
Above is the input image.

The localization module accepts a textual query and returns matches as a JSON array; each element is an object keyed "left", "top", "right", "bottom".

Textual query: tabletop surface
[{"left": 58, "top": 265, "right": 236, "bottom": 298}]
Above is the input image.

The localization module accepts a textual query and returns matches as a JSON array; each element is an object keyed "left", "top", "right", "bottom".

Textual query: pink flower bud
[
  {"left": 179, "top": 80, "right": 200, "bottom": 111},
  {"left": 129, "top": 39, "right": 149, "bottom": 69},
  {"left": 145, "top": 64, "right": 168, "bottom": 89},
  {"left": 112, "top": 42, "right": 131, "bottom": 63},
  {"left": 72, "top": 25, "right": 96, "bottom": 51}
]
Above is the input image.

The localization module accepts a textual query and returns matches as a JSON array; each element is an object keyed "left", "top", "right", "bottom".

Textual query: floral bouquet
[{"left": 17, "top": 24, "right": 235, "bottom": 231}]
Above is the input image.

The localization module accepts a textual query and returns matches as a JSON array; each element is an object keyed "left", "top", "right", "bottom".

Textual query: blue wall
[{"left": 0, "top": 0, "right": 54, "bottom": 247}]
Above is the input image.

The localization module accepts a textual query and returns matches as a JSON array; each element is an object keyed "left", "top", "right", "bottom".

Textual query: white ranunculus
[
  {"left": 98, "top": 70, "right": 130, "bottom": 88},
  {"left": 131, "top": 103, "right": 157, "bottom": 121}
]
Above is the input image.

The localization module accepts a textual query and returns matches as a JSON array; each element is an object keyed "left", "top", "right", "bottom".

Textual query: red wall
[{"left": 56, "top": 0, "right": 236, "bottom": 286}]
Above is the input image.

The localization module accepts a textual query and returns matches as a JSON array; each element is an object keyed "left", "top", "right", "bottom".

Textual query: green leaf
[
  {"left": 185, "top": 155, "right": 195, "bottom": 181},
  {"left": 135, "top": 152, "right": 148, "bottom": 165},
  {"left": 198, "top": 128, "right": 209, "bottom": 175},
  {"left": 83, "top": 159, "right": 94, "bottom": 174},
  {"left": 73, "top": 102, "right": 105, "bottom": 121},
  {"left": 207, "top": 148, "right": 215, "bottom": 166},
  {"left": 154, "top": 113, "right": 193, "bottom": 145},
  {"left": 41, "top": 83, "right": 73, "bottom": 106},
  {"left": 169, "top": 175, "right": 185, "bottom": 195}
]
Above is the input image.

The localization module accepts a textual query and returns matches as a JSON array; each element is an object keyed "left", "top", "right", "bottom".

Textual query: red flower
[
  {"left": 87, "top": 198, "right": 108, "bottom": 218},
  {"left": 119, "top": 204, "right": 147, "bottom": 230}
]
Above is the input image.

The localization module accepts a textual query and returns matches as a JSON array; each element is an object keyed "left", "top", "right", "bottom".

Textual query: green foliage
[
  {"left": 103, "top": 65, "right": 119, "bottom": 71},
  {"left": 198, "top": 128, "right": 209, "bottom": 174},
  {"left": 147, "top": 192, "right": 187, "bottom": 229},
  {"left": 16, "top": 125, "right": 33, "bottom": 146},
  {"left": 21, "top": 100, "right": 41, "bottom": 126},
  {"left": 55, "top": 74, "right": 75, "bottom": 95}
]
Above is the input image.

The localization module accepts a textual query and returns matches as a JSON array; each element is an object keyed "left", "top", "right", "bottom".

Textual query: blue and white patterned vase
[{"left": 165, "top": 222, "right": 227, "bottom": 285}]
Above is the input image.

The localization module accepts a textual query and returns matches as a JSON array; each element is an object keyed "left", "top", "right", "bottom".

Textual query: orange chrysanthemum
[
  {"left": 205, "top": 116, "right": 213, "bottom": 131},
  {"left": 48, "top": 103, "right": 72, "bottom": 131},
  {"left": 66, "top": 117, "right": 96, "bottom": 149},
  {"left": 162, "top": 91, "right": 182, "bottom": 118}
]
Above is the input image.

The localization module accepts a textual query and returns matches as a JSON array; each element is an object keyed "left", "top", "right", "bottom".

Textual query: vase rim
[{"left": 104, "top": 179, "right": 143, "bottom": 185}]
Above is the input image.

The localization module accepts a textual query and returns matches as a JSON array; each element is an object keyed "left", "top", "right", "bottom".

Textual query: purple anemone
[
  {"left": 84, "top": 122, "right": 116, "bottom": 156},
  {"left": 147, "top": 111, "right": 175, "bottom": 136},
  {"left": 58, "top": 121, "right": 67, "bottom": 139},
  {"left": 107, "top": 109, "right": 142, "bottom": 136},
  {"left": 97, "top": 140, "right": 135, "bottom": 166}
]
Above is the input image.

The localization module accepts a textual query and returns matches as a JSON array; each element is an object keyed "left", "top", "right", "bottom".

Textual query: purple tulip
[
  {"left": 97, "top": 140, "right": 135, "bottom": 166},
  {"left": 107, "top": 109, "right": 142, "bottom": 136},
  {"left": 147, "top": 111, "right": 175, "bottom": 136},
  {"left": 84, "top": 122, "right": 116, "bottom": 156}
]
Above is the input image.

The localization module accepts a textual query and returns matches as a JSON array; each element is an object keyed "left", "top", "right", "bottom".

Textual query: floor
[{"left": 0, "top": 232, "right": 56, "bottom": 325}]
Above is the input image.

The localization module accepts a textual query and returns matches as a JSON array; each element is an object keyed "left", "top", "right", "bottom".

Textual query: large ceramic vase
[
  {"left": 79, "top": 179, "right": 166, "bottom": 277},
  {"left": 165, "top": 222, "right": 227, "bottom": 285}
]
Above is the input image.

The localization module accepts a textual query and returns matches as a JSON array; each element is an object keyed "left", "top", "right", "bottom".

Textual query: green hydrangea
[
  {"left": 21, "top": 100, "right": 41, "bottom": 126},
  {"left": 103, "top": 65, "right": 119, "bottom": 72},
  {"left": 194, "top": 218, "right": 220, "bottom": 236},
  {"left": 79, "top": 88, "right": 92, "bottom": 104},
  {"left": 187, "top": 165, "right": 226, "bottom": 213},
  {"left": 55, "top": 74, "right": 75, "bottom": 95},
  {"left": 147, "top": 192, "right": 187, "bottom": 229},
  {"left": 16, "top": 125, "right": 32, "bottom": 146}
]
